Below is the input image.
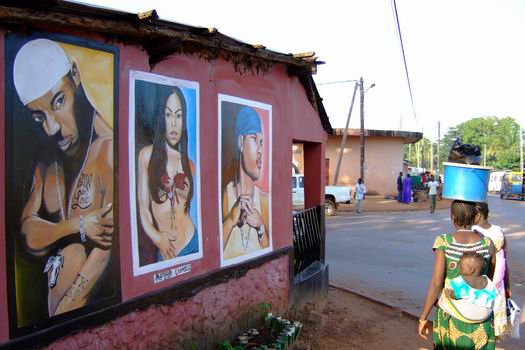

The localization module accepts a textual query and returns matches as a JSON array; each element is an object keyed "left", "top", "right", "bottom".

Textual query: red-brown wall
[
  {"left": 0, "top": 31, "right": 8, "bottom": 343},
  {"left": 0, "top": 26, "right": 327, "bottom": 347}
]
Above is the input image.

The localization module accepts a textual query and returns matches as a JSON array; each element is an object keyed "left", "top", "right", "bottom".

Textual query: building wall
[
  {"left": 44, "top": 255, "right": 290, "bottom": 350},
  {"left": 325, "top": 135, "right": 405, "bottom": 194},
  {"left": 0, "top": 21, "right": 327, "bottom": 348}
]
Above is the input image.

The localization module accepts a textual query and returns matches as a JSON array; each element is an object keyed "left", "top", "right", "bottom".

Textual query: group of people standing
[
  {"left": 396, "top": 171, "right": 441, "bottom": 212},
  {"left": 417, "top": 200, "right": 514, "bottom": 349}
]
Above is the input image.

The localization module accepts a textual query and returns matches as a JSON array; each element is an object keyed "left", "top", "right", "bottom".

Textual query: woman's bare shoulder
[{"left": 138, "top": 145, "right": 153, "bottom": 163}]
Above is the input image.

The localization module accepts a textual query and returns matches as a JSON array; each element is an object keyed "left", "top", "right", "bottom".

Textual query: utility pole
[
  {"left": 430, "top": 142, "right": 434, "bottom": 172},
  {"left": 359, "top": 77, "right": 365, "bottom": 181},
  {"left": 483, "top": 144, "right": 487, "bottom": 166},
  {"left": 333, "top": 82, "right": 359, "bottom": 185},
  {"left": 416, "top": 142, "right": 421, "bottom": 169},
  {"left": 437, "top": 121, "right": 440, "bottom": 174},
  {"left": 520, "top": 123, "right": 523, "bottom": 171}
]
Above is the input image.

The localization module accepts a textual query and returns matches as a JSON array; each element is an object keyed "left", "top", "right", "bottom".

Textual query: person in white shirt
[
  {"left": 426, "top": 175, "right": 440, "bottom": 213},
  {"left": 353, "top": 178, "right": 366, "bottom": 214}
]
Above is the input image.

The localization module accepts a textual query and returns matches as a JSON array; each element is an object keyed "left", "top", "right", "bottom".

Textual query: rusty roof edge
[
  {"left": 0, "top": 0, "right": 319, "bottom": 72},
  {"left": 310, "top": 77, "right": 333, "bottom": 135},
  {"left": 1, "top": 0, "right": 330, "bottom": 131},
  {"left": 332, "top": 128, "right": 422, "bottom": 143}
]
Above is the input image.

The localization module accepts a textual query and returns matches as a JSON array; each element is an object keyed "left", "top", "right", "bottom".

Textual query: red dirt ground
[{"left": 293, "top": 287, "right": 521, "bottom": 350}]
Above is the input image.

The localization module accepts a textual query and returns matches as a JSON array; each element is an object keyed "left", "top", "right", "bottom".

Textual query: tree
[{"left": 438, "top": 116, "right": 520, "bottom": 171}]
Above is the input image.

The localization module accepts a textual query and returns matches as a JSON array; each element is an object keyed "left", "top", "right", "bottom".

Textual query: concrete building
[
  {"left": 0, "top": 1, "right": 331, "bottom": 348},
  {"left": 293, "top": 128, "right": 422, "bottom": 195}
]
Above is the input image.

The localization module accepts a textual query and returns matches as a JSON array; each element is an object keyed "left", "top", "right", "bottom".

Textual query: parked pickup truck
[{"left": 292, "top": 174, "right": 352, "bottom": 216}]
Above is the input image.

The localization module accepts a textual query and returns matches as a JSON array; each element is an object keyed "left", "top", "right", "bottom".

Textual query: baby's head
[{"left": 459, "top": 251, "right": 484, "bottom": 277}]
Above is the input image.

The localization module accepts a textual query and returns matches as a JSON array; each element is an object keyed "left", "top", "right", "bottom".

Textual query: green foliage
[
  {"left": 403, "top": 136, "right": 435, "bottom": 170},
  {"left": 405, "top": 116, "right": 523, "bottom": 172},
  {"left": 182, "top": 340, "right": 199, "bottom": 350},
  {"left": 217, "top": 340, "right": 244, "bottom": 350},
  {"left": 257, "top": 302, "right": 272, "bottom": 314},
  {"left": 442, "top": 116, "right": 521, "bottom": 170}
]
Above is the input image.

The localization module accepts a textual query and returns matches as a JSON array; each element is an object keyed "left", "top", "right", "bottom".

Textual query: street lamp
[
  {"left": 327, "top": 78, "right": 375, "bottom": 186},
  {"left": 359, "top": 77, "right": 375, "bottom": 182}
]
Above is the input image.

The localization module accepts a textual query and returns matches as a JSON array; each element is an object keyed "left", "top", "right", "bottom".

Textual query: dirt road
[{"left": 294, "top": 286, "right": 521, "bottom": 350}]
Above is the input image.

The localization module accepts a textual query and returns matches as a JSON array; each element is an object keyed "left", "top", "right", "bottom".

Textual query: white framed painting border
[
  {"left": 218, "top": 93, "right": 273, "bottom": 267},
  {"left": 129, "top": 70, "right": 202, "bottom": 276}
]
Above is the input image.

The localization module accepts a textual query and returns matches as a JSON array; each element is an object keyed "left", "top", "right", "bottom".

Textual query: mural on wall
[
  {"left": 129, "top": 71, "right": 202, "bottom": 276},
  {"left": 218, "top": 95, "right": 272, "bottom": 267},
  {"left": 4, "top": 34, "right": 120, "bottom": 336}
]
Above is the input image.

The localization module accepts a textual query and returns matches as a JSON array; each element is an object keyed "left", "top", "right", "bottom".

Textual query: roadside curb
[
  {"left": 328, "top": 283, "right": 423, "bottom": 322},
  {"left": 331, "top": 207, "right": 449, "bottom": 215},
  {"left": 326, "top": 208, "right": 450, "bottom": 218}
]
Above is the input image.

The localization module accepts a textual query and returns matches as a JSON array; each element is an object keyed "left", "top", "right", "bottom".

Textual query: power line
[
  {"left": 316, "top": 79, "right": 359, "bottom": 86},
  {"left": 390, "top": 0, "right": 419, "bottom": 130}
]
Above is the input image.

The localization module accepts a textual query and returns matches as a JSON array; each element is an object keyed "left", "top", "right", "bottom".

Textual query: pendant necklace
[
  {"left": 240, "top": 224, "right": 250, "bottom": 251},
  {"left": 235, "top": 179, "right": 252, "bottom": 251},
  {"left": 55, "top": 111, "right": 96, "bottom": 221}
]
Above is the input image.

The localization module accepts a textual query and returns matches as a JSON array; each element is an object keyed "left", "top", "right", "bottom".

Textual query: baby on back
[{"left": 445, "top": 251, "right": 497, "bottom": 309}]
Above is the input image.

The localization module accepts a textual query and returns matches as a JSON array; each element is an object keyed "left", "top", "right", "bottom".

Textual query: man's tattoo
[
  {"left": 64, "top": 274, "right": 89, "bottom": 302},
  {"left": 71, "top": 173, "right": 93, "bottom": 210}
]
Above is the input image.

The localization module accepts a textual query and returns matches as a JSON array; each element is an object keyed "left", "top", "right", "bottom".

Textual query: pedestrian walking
[
  {"left": 418, "top": 200, "right": 497, "bottom": 348},
  {"left": 426, "top": 175, "right": 439, "bottom": 213},
  {"left": 472, "top": 202, "right": 513, "bottom": 339},
  {"left": 397, "top": 172, "right": 403, "bottom": 202},
  {"left": 353, "top": 178, "right": 366, "bottom": 213}
]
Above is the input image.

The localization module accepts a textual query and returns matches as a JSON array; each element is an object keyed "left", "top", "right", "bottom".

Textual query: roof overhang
[
  {"left": 332, "top": 128, "right": 423, "bottom": 144},
  {"left": 0, "top": 0, "right": 332, "bottom": 134}
]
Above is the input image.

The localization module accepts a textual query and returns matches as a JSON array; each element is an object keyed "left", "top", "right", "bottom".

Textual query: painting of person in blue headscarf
[
  {"left": 219, "top": 95, "right": 272, "bottom": 267},
  {"left": 129, "top": 71, "right": 202, "bottom": 276}
]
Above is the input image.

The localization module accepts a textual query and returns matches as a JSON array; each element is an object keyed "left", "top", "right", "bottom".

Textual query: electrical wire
[
  {"left": 390, "top": 0, "right": 419, "bottom": 130},
  {"left": 316, "top": 79, "right": 359, "bottom": 85}
]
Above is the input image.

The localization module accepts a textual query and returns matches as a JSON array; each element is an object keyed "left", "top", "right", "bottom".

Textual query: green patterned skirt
[{"left": 433, "top": 307, "right": 495, "bottom": 350}]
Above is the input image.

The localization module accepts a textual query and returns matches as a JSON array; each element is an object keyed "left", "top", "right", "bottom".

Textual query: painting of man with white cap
[
  {"left": 5, "top": 34, "right": 119, "bottom": 332},
  {"left": 219, "top": 95, "right": 272, "bottom": 267}
]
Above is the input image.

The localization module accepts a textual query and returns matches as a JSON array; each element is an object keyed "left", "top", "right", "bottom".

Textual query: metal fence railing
[{"left": 292, "top": 206, "right": 323, "bottom": 276}]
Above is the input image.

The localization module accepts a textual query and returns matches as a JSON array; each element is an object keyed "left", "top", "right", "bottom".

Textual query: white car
[{"left": 292, "top": 174, "right": 352, "bottom": 216}]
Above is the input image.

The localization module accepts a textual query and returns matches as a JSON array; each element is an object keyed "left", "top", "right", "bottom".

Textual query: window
[
  {"left": 299, "top": 176, "right": 305, "bottom": 188},
  {"left": 292, "top": 177, "right": 297, "bottom": 189}
]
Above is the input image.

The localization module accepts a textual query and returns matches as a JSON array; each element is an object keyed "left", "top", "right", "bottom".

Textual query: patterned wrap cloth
[{"left": 432, "top": 233, "right": 495, "bottom": 350}]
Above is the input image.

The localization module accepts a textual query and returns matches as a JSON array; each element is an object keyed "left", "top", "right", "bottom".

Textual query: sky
[{"left": 76, "top": 0, "right": 525, "bottom": 140}]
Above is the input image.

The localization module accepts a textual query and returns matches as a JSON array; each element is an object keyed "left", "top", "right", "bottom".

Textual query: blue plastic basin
[{"left": 443, "top": 162, "right": 492, "bottom": 202}]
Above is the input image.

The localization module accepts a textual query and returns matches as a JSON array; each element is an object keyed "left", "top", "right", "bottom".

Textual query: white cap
[{"left": 13, "top": 39, "right": 71, "bottom": 106}]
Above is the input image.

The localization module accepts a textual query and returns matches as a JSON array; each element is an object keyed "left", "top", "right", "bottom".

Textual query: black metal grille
[{"left": 292, "top": 206, "right": 322, "bottom": 276}]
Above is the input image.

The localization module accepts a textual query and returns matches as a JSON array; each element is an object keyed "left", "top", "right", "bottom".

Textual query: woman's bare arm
[
  {"left": 419, "top": 249, "right": 446, "bottom": 321},
  {"left": 137, "top": 147, "right": 176, "bottom": 259}
]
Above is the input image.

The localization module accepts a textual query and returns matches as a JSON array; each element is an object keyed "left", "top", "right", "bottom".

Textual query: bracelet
[
  {"left": 418, "top": 319, "right": 427, "bottom": 323},
  {"left": 79, "top": 215, "right": 87, "bottom": 243}
]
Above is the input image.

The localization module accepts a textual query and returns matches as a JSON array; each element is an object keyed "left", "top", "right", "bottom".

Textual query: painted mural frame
[
  {"left": 4, "top": 32, "right": 121, "bottom": 338},
  {"left": 218, "top": 94, "right": 273, "bottom": 267},
  {"left": 128, "top": 70, "right": 203, "bottom": 277}
]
